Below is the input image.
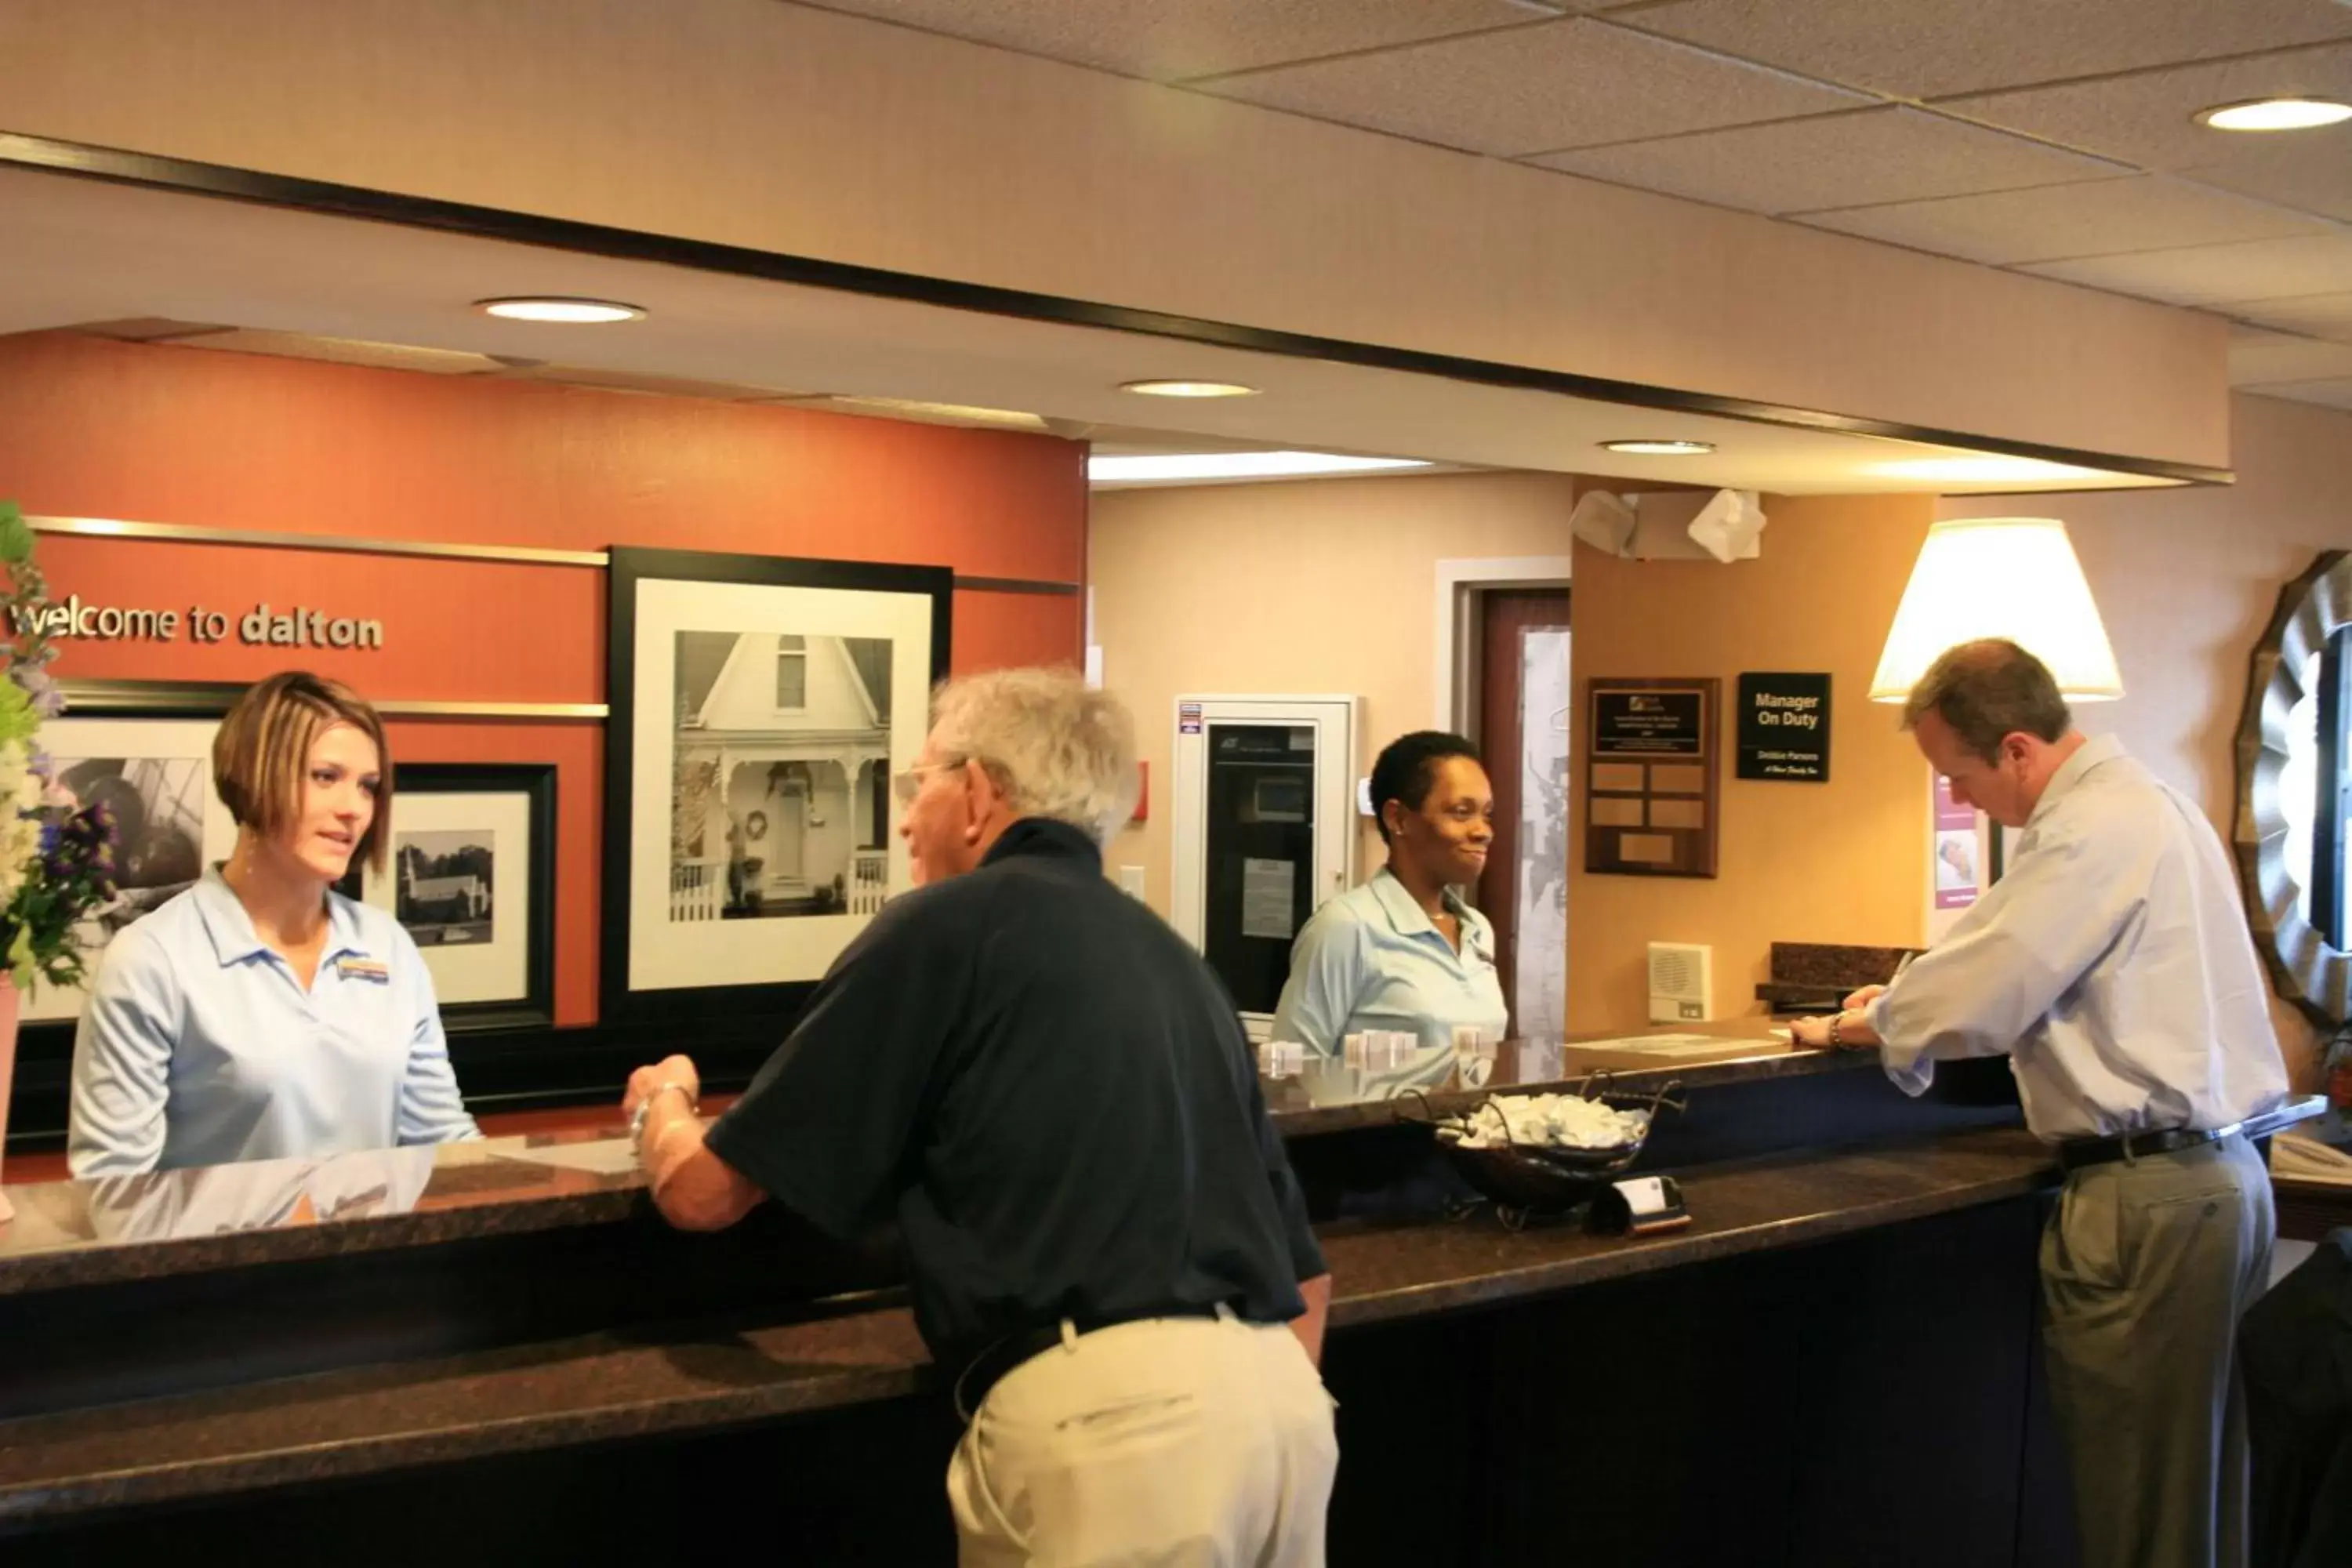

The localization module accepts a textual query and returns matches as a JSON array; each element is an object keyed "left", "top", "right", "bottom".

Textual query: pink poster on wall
[{"left": 1932, "top": 775, "right": 1981, "bottom": 911}]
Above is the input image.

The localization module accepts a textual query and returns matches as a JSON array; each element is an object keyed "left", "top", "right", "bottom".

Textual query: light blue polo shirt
[
  {"left": 67, "top": 869, "right": 481, "bottom": 1178},
  {"left": 1270, "top": 867, "right": 1511, "bottom": 1091}
]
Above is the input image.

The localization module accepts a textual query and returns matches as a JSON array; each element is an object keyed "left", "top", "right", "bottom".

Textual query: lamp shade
[{"left": 1869, "top": 517, "right": 2123, "bottom": 702}]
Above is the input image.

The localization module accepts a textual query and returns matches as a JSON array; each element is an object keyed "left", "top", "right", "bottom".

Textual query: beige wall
[
  {"left": 1090, "top": 470, "right": 1576, "bottom": 917},
  {"left": 3, "top": 0, "right": 2225, "bottom": 466},
  {"left": 1566, "top": 494, "right": 1936, "bottom": 1033},
  {"left": 1096, "top": 394, "right": 2352, "bottom": 1090},
  {"left": 1944, "top": 390, "right": 2352, "bottom": 1087}
]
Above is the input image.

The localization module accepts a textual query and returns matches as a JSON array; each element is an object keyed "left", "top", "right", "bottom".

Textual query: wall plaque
[
  {"left": 1736, "top": 671, "right": 1830, "bottom": 782},
  {"left": 1584, "top": 677, "right": 1719, "bottom": 878}
]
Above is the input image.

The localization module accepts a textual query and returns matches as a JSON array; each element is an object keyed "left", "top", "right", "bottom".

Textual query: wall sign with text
[
  {"left": 1584, "top": 677, "right": 1719, "bottom": 878},
  {"left": 1736, "top": 671, "right": 1830, "bottom": 782}
]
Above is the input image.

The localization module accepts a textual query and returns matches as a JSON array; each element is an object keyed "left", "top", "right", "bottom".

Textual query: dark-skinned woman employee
[{"left": 1271, "top": 731, "right": 1508, "bottom": 1087}]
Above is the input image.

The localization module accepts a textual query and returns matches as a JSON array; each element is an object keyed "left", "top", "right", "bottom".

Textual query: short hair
[
  {"left": 1900, "top": 638, "right": 2072, "bottom": 765},
  {"left": 1369, "top": 731, "right": 1482, "bottom": 844},
  {"left": 213, "top": 672, "right": 394, "bottom": 873},
  {"left": 927, "top": 667, "right": 1138, "bottom": 844}
]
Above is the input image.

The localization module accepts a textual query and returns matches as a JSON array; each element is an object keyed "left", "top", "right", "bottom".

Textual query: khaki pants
[
  {"left": 2042, "top": 1134, "right": 2274, "bottom": 1568},
  {"left": 947, "top": 1312, "right": 1338, "bottom": 1567}
]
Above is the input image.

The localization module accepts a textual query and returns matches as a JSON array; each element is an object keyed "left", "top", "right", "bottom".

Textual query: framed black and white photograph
[
  {"left": 603, "top": 548, "right": 951, "bottom": 1025},
  {"left": 336, "top": 762, "right": 556, "bottom": 1033},
  {"left": 30, "top": 704, "right": 239, "bottom": 1024}
]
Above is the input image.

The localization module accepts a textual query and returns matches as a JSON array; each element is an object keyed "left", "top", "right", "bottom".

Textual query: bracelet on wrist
[
  {"left": 1828, "top": 1011, "right": 1846, "bottom": 1050},
  {"left": 630, "top": 1080, "right": 698, "bottom": 1141}
]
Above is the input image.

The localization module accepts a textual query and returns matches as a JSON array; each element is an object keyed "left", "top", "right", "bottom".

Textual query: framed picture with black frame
[
  {"left": 601, "top": 546, "right": 952, "bottom": 1032},
  {"left": 23, "top": 681, "right": 247, "bottom": 1035},
  {"left": 333, "top": 761, "right": 557, "bottom": 1033}
]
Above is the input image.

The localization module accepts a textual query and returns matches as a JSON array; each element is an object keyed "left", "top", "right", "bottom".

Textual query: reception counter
[{"left": 0, "top": 1036, "right": 2320, "bottom": 1567}]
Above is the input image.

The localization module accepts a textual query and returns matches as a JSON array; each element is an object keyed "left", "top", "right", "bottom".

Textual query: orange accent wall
[
  {"left": 0, "top": 332, "right": 1084, "bottom": 579},
  {"left": 0, "top": 332, "right": 1087, "bottom": 1027}
]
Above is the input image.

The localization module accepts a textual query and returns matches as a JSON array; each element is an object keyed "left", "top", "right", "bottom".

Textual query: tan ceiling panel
[
  {"left": 1618, "top": 0, "right": 2352, "bottom": 102},
  {"left": 2021, "top": 233, "right": 2352, "bottom": 304},
  {"left": 2181, "top": 139, "right": 2352, "bottom": 223},
  {"left": 1794, "top": 176, "right": 2336, "bottom": 264},
  {"left": 1190, "top": 18, "right": 1866, "bottom": 156},
  {"left": 2232, "top": 289, "right": 2352, "bottom": 340},
  {"left": 2226, "top": 326, "right": 2352, "bottom": 383},
  {"left": 1941, "top": 43, "right": 2352, "bottom": 169},
  {"left": 2242, "top": 375, "right": 2352, "bottom": 409},
  {"left": 1530, "top": 106, "right": 2126, "bottom": 215},
  {"left": 787, "top": 0, "right": 1561, "bottom": 83}
]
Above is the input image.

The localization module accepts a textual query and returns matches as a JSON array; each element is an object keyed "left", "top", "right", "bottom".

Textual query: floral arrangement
[{"left": 0, "top": 499, "right": 120, "bottom": 992}]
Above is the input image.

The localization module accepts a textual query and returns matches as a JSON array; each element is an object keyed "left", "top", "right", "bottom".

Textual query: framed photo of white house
[
  {"left": 601, "top": 547, "right": 953, "bottom": 1027},
  {"left": 27, "top": 702, "right": 240, "bottom": 1025},
  {"left": 333, "top": 762, "right": 557, "bottom": 1033}
]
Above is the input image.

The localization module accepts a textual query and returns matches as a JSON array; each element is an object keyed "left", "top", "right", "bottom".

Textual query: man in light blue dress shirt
[
  {"left": 1796, "top": 641, "right": 2289, "bottom": 1568},
  {"left": 1272, "top": 732, "right": 1509, "bottom": 1094}
]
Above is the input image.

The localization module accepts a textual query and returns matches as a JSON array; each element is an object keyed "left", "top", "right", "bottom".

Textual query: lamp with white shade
[
  {"left": 1871, "top": 517, "right": 2122, "bottom": 888},
  {"left": 1870, "top": 517, "right": 2123, "bottom": 704}
]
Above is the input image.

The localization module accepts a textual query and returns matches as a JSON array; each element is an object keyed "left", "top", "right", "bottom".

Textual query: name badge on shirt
[{"left": 336, "top": 955, "right": 390, "bottom": 983}]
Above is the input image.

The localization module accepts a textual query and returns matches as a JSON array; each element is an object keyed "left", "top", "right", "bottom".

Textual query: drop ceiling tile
[
  {"left": 2231, "top": 289, "right": 2352, "bottom": 339},
  {"left": 2181, "top": 137, "right": 2352, "bottom": 223},
  {"left": 1940, "top": 42, "right": 2352, "bottom": 168},
  {"left": 2241, "top": 375, "right": 2352, "bottom": 409},
  {"left": 791, "top": 0, "right": 1568, "bottom": 82},
  {"left": 2226, "top": 325, "right": 2352, "bottom": 382},
  {"left": 1617, "top": 0, "right": 2352, "bottom": 101},
  {"left": 1792, "top": 176, "right": 2335, "bottom": 264},
  {"left": 1191, "top": 18, "right": 1867, "bottom": 157},
  {"left": 2020, "top": 233, "right": 2352, "bottom": 303},
  {"left": 1529, "top": 105, "right": 2126, "bottom": 215}
]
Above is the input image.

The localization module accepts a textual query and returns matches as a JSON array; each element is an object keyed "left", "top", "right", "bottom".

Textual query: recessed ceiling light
[
  {"left": 1088, "top": 452, "right": 1429, "bottom": 484},
  {"left": 2195, "top": 97, "right": 2352, "bottom": 132},
  {"left": 1600, "top": 439, "right": 1715, "bottom": 456},
  {"left": 474, "top": 297, "right": 646, "bottom": 324},
  {"left": 1867, "top": 456, "right": 2105, "bottom": 485},
  {"left": 1119, "top": 379, "right": 1260, "bottom": 398}
]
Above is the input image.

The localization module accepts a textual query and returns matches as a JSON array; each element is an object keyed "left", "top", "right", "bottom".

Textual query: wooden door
[{"left": 1475, "top": 589, "right": 1571, "bottom": 1033}]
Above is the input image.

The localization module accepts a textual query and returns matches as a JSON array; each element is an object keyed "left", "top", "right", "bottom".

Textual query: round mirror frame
[{"left": 2234, "top": 548, "right": 2352, "bottom": 1026}]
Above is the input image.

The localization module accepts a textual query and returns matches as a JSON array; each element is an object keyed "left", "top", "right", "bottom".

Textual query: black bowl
[{"left": 1426, "top": 1088, "right": 1669, "bottom": 1218}]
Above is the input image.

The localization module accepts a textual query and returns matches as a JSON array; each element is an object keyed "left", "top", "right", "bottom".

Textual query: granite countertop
[
  {"left": 0, "top": 1033, "right": 1843, "bottom": 1298},
  {"left": 0, "top": 1124, "right": 2061, "bottom": 1523}
]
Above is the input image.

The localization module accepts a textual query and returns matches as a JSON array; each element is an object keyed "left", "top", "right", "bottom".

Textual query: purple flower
[{"left": 11, "top": 665, "right": 64, "bottom": 718}]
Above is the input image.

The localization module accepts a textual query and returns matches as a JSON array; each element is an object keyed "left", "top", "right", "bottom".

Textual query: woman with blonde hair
[{"left": 68, "top": 672, "right": 478, "bottom": 1176}]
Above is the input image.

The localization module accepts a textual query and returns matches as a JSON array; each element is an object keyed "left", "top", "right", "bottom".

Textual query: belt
[
  {"left": 954, "top": 1304, "right": 1226, "bottom": 1421},
  {"left": 2056, "top": 1120, "right": 2244, "bottom": 1174}
]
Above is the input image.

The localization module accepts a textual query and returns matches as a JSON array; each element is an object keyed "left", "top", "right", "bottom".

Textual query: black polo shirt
[{"left": 704, "top": 818, "right": 1326, "bottom": 1369}]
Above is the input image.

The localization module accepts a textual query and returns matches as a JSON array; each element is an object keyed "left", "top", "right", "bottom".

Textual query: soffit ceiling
[
  {"left": 0, "top": 165, "right": 2195, "bottom": 495},
  {"left": 789, "top": 0, "right": 2352, "bottom": 413}
]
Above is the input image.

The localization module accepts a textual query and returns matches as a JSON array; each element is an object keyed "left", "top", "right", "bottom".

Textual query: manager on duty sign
[{"left": 1736, "top": 672, "right": 1830, "bottom": 782}]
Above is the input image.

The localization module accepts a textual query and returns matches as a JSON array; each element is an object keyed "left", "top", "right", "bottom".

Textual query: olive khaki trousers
[
  {"left": 2042, "top": 1134, "right": 2274, "bottom": 1568},
  {"left": 948, "top": 1312, "right": 1338, "bottom": 1567}
]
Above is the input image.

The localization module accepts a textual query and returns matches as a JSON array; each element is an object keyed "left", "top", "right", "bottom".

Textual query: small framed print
[
  {"left": 31, "top": 684, "right": 245, "bottom": 1026},
  {"left": 336, "top": 762, "right": 557, "bottom": 1033}
]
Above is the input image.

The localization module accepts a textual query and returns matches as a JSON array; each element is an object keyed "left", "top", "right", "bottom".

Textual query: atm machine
[{"left": 1170, "top": 694, "right": 1361, "bottom": 1040}]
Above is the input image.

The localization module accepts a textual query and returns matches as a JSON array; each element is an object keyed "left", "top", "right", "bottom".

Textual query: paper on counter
[
  {"left": 1573, "top": 1033, "right": 1766, "bottom": 1058},
  {"left": 503, "top": 1138, "right": 646, "bottom": 1178}
]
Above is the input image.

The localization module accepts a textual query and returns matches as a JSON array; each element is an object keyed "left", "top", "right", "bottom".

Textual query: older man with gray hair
[
  {"left": 1791, "top": 637, "right": 2289, "bottom": 1568},
  {"left": 624, "top": 667, "right": 1337, "bottom": 1566}
]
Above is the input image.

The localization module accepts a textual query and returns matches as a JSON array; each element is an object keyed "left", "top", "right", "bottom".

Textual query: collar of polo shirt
[
  {"left": 190, "top": 866, "right": 372, "bottom": 969},
  {"left": 1367, "top": 867, "right": 1489, "bottom": 956}
]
